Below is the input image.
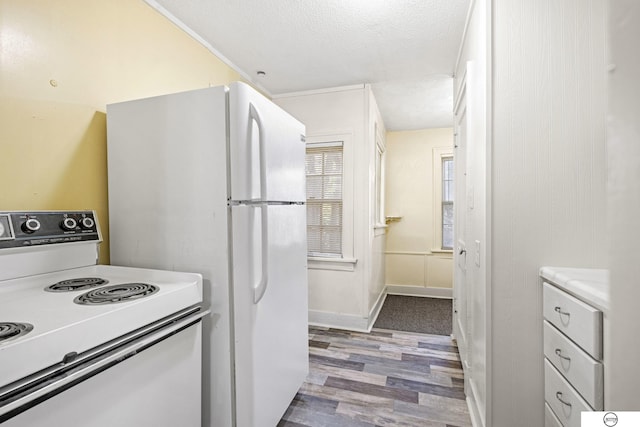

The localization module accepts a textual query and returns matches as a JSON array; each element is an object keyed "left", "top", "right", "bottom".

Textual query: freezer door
[
  {"left": 231, "top": 204, "right": 309, "bottom": 427},
  {"left": 229, "top": 82, "right": 306, "bottom": 203}
]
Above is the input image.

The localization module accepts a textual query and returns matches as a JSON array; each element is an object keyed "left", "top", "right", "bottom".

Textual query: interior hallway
[{"left": 279, "top": 326, "right": 471, "bottom": 426}]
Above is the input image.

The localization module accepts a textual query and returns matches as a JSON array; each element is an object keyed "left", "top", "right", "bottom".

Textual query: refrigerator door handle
[
  {"left": 249, "top": 103, "right": 269, "bottom": 303},
  {"left": 254, "top": 203, "right": 269, "bottom": 303},
  {"left": 249, "top": 103, "right": 267, "bottom": 201}
]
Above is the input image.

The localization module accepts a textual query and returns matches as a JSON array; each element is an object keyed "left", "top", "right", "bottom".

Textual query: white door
[
  {"left": 231, "top": 203, "right": 308, "bottom": 427},
  {"left": 453, "top": 86, "right": 472, "bottom": 372},
  {"left": 228, "top": 82, "right": 306, "bottom": 203}
]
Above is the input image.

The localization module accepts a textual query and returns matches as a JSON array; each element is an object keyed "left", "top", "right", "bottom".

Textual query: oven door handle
[{"left": 0, "top": 307, "right": 209, "bottom": 423}]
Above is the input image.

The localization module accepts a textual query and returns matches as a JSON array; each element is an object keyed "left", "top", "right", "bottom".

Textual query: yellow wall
[
  {"left": 0, "top": 0, "right": 242, "bottom": 263},
  {"left": 385, "top": 128, "right": 454, "bottom": 290}
]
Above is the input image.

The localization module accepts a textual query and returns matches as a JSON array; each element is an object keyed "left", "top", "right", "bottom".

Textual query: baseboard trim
[
  {"left": 386, "top": 285, "right": 453, "bottom": 299},
  {"left": 308, "top": 288, "right": 388, "bottom": 333},
  {"left": 366, "top": 289, "right": 388, "bottom": 330},
  {"left": 467, "top": 380, "right": 485, "bottom": 427},
  {"left": 308, "top": 310, "right": 370, "bottom": 332}
]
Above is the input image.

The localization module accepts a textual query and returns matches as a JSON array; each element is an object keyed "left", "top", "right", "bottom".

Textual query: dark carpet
[{"left": 373, "top": 295, "right": 452, "bottom": 336}]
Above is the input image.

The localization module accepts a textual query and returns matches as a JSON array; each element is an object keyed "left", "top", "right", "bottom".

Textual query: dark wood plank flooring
[{"left": 278, "top": 326, "right": 472, "bottom": 427}]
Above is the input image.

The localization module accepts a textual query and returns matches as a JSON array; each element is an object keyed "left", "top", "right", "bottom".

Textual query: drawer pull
[
  {"left": 556, "top": 391, "right": 572, "bottom": 408},
  {"left": 554, "top": 348, "right": 571, "bottom": 362},
  {"left": 554, "top": 306, "right": 571, "bottom": 318}
]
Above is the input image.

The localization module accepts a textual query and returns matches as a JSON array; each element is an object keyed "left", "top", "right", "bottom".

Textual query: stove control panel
[{"left": 0, "top": 211, "right": 101, "bottom": 249}]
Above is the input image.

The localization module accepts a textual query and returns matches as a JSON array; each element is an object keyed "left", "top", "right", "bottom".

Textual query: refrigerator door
[
  {"left": 231, "top": 203, "right": 309, "bottom": 427},
  {"left": 229, "top": 82, "right": 306, "bottom": 203}
]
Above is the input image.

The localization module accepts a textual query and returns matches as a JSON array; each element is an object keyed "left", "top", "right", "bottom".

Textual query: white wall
[
  {"left": 274, "top": 85, "right": 386, "bottom": 331},
  {"left": 384, "top": 128, "right": 454, "bottom": 295},
  {"left": 367, "top": 92, "right": 387, "bottom": 315},
  {"left": 0, "top": 0, "right": 243, "bottom": 265},
  {"left": 456, "top": 0, "right": 608, "bottom": 425},
  {"left": 491, "top": 0, "right": 607, "bottom": 426},
  {"left": 606, "top": 0, "right": 640, "bottom": 409}
]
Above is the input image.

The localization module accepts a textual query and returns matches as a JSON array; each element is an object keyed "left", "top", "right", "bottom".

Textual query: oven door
[{"left": 0, "top": 307, "right": 207, "bottom": 427}]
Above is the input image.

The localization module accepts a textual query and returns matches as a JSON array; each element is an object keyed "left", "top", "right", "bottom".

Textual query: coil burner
[
  {"left": 0, "top": 322, "right": 34, "bottom": 344},
  {"left": 45, "top": 278, "right": 109, "bottom": 292},
  {"left": 74, "top": 283, "right": 159, "bottom": 305}
]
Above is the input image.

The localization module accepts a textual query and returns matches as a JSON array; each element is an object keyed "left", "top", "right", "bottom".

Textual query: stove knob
[
  {"left": 61, "top": 217, "right": 77, "bottom": 231},
  {"left": 22, "top": 218, "right": 41, "bottom": 234},
  {"left": 80, "top": 217, "right": 95, "bottom": 229}
]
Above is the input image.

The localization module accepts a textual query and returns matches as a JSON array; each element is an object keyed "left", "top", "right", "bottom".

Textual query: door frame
[{"left": 453, "top": 73, "right": 472, "bottom": 375}]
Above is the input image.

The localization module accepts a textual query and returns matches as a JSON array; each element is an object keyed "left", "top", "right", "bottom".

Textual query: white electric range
[{"left": 0, "top": 210, "right": 206, "bottom": 426}]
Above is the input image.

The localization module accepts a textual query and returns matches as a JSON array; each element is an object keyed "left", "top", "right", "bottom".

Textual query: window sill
[{"left": 308, "top": 257, "right": 358, "bottom": 272}]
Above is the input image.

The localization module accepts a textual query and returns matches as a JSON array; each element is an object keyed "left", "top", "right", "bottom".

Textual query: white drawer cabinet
[
  {"left": 543, "top": 320, "right": 603, "bottom": 409},
  {"left": 543, "top": 282, "right": 602, "bottom": 359},
  {"left": 544, "top": 360, "right": 592, "bottom": 427},
  {"left": 540, "top": 267, "right": 608, "bottom": 426}
]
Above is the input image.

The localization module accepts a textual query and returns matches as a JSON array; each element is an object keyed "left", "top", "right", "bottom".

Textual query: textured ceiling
[{"left": 145, "top": 0, "right": 469, "bottom": 131}]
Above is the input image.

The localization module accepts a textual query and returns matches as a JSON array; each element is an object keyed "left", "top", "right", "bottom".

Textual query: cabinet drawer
[
  {"left": 543, "top": 282, "right": 602, "bottom": 359},
  {"left": 545, "top": 359, "right": 592, "bottom": 427},
  {"left": 545, "top": 402, "right": 563, "bottom": 427},
  {"left": 544, "top": 321, "right": 603, "bottom": 410}
]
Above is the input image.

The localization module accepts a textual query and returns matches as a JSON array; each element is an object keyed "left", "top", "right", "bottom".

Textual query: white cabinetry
[{"left": 540, "top": 267, "right": 609, "bottom": 427}]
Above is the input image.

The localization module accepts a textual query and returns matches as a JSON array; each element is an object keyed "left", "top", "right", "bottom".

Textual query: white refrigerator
[{"left": 106, "top": 82, "right": 309, "bottom": 427}]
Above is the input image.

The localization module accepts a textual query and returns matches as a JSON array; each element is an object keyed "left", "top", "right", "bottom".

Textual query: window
[
  {"left": 305, "top": 142, "right": 343, "bottom": 257},
  {"left": 441, "top": 156, "right": 454, "bottom": 250}
]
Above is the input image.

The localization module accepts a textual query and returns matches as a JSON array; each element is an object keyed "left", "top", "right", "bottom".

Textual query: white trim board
[
  {"left": 386, "top": 285, "right": 453, "bottom": 299},
  {"left": 143, "top": 0, "right": 270, "bottom": 96},
  {"left": 309, "top": 288, "right": 387, "bottom": 333},
  {"left": 467, "top": 379, "right": 485, "bottom": 427},
  {"left": 308, "top": 310, "right": 370, "bottom": 332},
  {"left": 467, "top": 395, "right": 483, "bottom": 427},
  {"left": 272, "top": 84, "right": 366, "bottom": 99},
  {"left": 367, "top": 289, "right": 387, "bottom": 330},
  {"left": 454, "top": 0, "right": 477, "bottom": 75}
]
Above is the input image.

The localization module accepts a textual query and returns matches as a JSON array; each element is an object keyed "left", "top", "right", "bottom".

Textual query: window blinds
[{"left": 305, "top": 143, "right": 343, "bottom": 257}]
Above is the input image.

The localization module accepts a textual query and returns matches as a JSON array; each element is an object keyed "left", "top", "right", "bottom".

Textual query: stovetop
[{"left": 0, "top": 264, "right": 202, "bottom": 388}]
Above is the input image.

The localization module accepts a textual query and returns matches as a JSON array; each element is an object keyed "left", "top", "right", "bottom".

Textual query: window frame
[
  {"left": 432, "top": 147, "right": 454, "bottom": 252},
  {"left": 304, "top": 133, "right": 356, "bottom": 271}
]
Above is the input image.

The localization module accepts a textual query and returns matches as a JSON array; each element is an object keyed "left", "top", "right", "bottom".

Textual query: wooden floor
[{"left": 278, "top": 326, "right": 472, "bottom": 427}]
